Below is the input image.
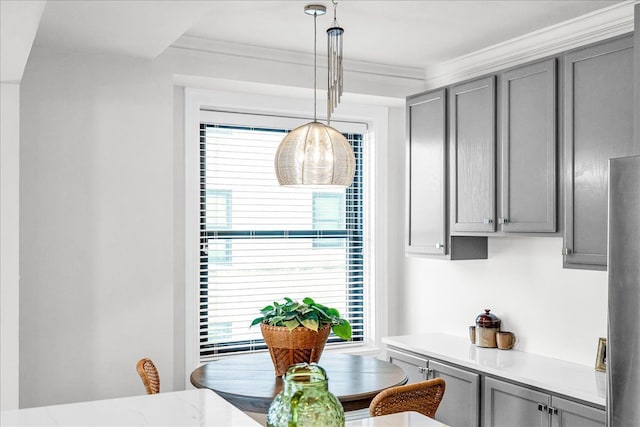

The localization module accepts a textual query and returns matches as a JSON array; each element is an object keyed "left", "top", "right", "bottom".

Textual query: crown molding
[
  {"left": 423, "top": 1, "right": 637, "bottom": 89},
  {"left": 171, "top": 35, "right": 425, "bottom": 81}
]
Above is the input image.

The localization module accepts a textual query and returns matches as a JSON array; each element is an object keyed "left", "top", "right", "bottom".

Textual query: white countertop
[
  {"left": 1, "top": 389, "right": 448, "bottom": 427},
  {"left": 1, "top": 389, "right": 260, "bottom": 426},
  {"left": 346, "top": 411, "right": 448, "bottom": 426},
  {"left": 382, "top": 333, "right": 606, "bottom": 408}
]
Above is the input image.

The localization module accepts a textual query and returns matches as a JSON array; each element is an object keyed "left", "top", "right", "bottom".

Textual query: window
[
  {"left": 197, "top": 118, "right": 365, "bottom": 360},
  {"left": 205, "top": 190, "right": 232, "bottom": 264},
  {"left": 312, "top": 192, "right": 346, "bottom": 249}
]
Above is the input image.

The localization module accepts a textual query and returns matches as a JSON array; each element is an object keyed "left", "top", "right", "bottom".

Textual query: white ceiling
[
  {"left": 31, "top": 0, "right": 623, "bottom": 70},
  {"left": 32, "top": 1, "right": 215, "bottom": 58},
  {"left": 1, "top": 0, "right": 45, "bottom": 82}
]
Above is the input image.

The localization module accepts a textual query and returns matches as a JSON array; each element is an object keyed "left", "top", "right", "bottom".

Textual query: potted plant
[{"left": 251, "top": 297, "right": 352, "bottom": 376}]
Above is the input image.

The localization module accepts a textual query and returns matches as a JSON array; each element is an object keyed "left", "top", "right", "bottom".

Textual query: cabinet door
[
  {"left": 550, "top": 396, "right": 605, "bottom": 427},
  {"left": 563, "top": 36, "right": 635, "bottom": 269},
  {"left": 484, "top": 377, "right": 548, "bottom": 427},
  {"left": 406, "top": 90, "right": 447, "bottom": 255},
  {"left": 429, "top": 360, "right": 480, "bottom": 427},
  {"left": 500, "top": 59, "right": 556, "bottom": 232},
  {"left": 450, "top": 76, "right": 496, "bottom": 233},
  {"left": 387, "top": 349, "right": 427, "bottom": 384}
]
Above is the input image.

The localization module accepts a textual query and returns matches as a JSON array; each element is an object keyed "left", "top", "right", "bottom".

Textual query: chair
[
  {"left": 136, "top": 358, "right": 160, "bottom": 394},
  {"left": 369, "top": 378, "right": 446, "bottom": 419}
]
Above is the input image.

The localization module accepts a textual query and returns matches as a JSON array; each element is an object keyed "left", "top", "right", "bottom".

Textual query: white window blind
[{"left": 198, "top": 113, "right": 366, "bottom": 361}]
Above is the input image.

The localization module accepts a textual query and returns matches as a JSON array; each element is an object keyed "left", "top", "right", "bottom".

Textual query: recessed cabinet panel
[
  {"left": 387, "top": 349, "right": 427, "bottom": 384},
  {"left": 484, "top": 377, "right": 547, "bottom": 427},
  {"left": 500, "top": 59, "right": 557, "bottom": 232},
  {"left": 429, "top": 360, "right": 479, "bottom": 427},
  {"left": 551, "top": 396, "right": 605, "bottom": 427},
  {"left": 450, "top": 76, "right": 496, "bottom": 232},
  {"left": 388, "top": 349, "right": 480, "bottom": 427},
  {"left": 564, "top": 36, "right": 635, "bottom": 269},
  {"left": 406, "top": 90, "right": 447, "bottom": 255}
]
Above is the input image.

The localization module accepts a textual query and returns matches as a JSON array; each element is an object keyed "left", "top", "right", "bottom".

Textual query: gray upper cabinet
[
  {"left": 406, "top": 89, "right": 447, "bottom": 255},
  {"left": 563, "top": 36, "right": 636, "bottom": 270},
  {"left": 500, "top": 59, "right": 557, "bottom": 233},
  {"left": 450, "top": 76, "right": 496, "bottom": 233}
]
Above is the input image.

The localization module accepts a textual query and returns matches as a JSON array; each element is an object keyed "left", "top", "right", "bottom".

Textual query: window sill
[{"left": 325, "top": 344, "right": 382, "bottom": 358}]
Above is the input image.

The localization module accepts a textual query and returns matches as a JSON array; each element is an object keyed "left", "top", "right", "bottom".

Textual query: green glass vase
[{"left": 267, "top": 363, "right": 344, "bottom": 427}]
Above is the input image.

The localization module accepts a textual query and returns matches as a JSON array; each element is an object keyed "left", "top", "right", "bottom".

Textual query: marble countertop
[
  {"left": 346, "top": 411, "right": 449, "bottom": 426},
  {"left": 382, "top": 333, "right": 606, "bottom": 408},
  {"left": 1, "top": 389, "right": 260, "bottom": 426},
  {"left": 2, "top": 389, "right": 448, "bottom": 427}
]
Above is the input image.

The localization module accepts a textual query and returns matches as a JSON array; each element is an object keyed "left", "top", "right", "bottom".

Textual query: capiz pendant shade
[{"left": 275, "top": 121, "right": 355, "bottom": 187}]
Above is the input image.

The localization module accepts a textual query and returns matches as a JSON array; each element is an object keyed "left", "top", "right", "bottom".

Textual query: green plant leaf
[
  {"left": 260, "top": 305, "right": 274, "bottom": 313},
  {"left": 326, "top": 307, "right": 340, "bottom": 318},
  {"left": 312, "top": 305, "right": 331, "bottom": 321},
  {"left": 299, "top": 306, "right": 313, "bottom": 315},
  {"left": 270, "top": 315, "right": 286, "bottom": 325},
  {"left": 283, "top": 318, "right": 300, "bottom": 331},
  {"left": 331, "top": 320, "right": 352, "bottom": 340},
  {"left": 301, "top": 317, "right": 319, "bottom": 331},
  {"left": 252, "top": 297, "right": 352, "bottom": 335}
]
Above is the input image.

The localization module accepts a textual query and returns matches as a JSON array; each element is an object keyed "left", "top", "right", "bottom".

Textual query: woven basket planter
[{"left": 260, "top": 323, "right": 331, "bottom": 376}]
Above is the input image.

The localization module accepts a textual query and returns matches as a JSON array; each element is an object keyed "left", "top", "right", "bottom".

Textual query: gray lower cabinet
[
  {"left": 499, "top": 58, "right": 557, "bottom": 233},
  {"left": 551, "top": 396, "right": 606, "bottom": 427},
  {"left": 388, "top": 348, "right": 428, "bottom": 383},
  {"left": 563, "top": 35, "right": 637, "bottom": 270},
  {"left": 429, "top": 359, "right": 480, "bottom": 427},
  {"left": 484, "top": 377, "right": 605, "bottom": 427},
  {"left": 450, "top": 76, "right": 496, "bottom": 233},
  {"left": 387, "top": 349, "right": 480, "bottom": 427}
]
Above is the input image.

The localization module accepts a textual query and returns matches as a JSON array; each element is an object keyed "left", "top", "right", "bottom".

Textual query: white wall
[
  {"left": 1, "top": 0, "right": 45, "bottom": 410},
  {"left": 1, "top": 82, "right": 21, "bottom": 410},
  {"left": 398, "top": 239, "right": 607, "bottom": 366},
  {"left": 19, "top": 49, "right": 175, "bottom": 408},
  {"left": 18, "top": 44, "right": 418, "bottom": 408}
]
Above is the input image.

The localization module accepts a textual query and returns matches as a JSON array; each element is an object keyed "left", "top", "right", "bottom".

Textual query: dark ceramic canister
[{"left": 475, "top": 309, "right": 501, "bottom": 348}]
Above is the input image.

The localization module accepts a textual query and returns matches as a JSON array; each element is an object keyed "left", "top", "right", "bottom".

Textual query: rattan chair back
[
  {"left": 136, "top": 358, "right": 160, "bottom": 394},
  {"left": 369, "top": 377, "right": 446, "bottom": 418}
]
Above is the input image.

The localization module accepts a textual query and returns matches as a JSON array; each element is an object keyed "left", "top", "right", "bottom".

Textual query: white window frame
[{"left": 184, "top": 88, "right": 389, "bottom": 387}]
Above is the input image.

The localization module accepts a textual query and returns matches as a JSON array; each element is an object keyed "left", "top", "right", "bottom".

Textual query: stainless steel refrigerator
[{"left": 607, "top": 155, "right": 640, "bottom": 427}]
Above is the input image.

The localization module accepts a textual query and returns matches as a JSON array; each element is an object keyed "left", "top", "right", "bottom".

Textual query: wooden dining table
[{"left": 190, "top": 352, "right": 408, "bottom": 414}]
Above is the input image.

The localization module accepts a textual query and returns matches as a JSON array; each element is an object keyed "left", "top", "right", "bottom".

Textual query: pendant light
[{"left": 274, "top": 4, "right": 355, "bottom": 188}]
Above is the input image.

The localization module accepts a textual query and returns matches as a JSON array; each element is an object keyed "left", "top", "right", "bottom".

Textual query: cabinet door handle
[
  {"left": 417, "top": 366, "right": 427, "bottom": 374},
  {"left": 498, "top": 218, "right": 509, "bottom": 224},
  {"left": 562, "top": 248, "right": 572, "bottom": 255},
  {"left": 435, "top": 243, "right": 444, "bottom": 249},
  {"left": 483, "top": 218, "right": 493, "bottom": 225},
  {"left": 548, "top": 406, "right": 558, "bottom": 415},
  {"left": 537, "top": 403, "right": 548, "bottom": 412}
]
